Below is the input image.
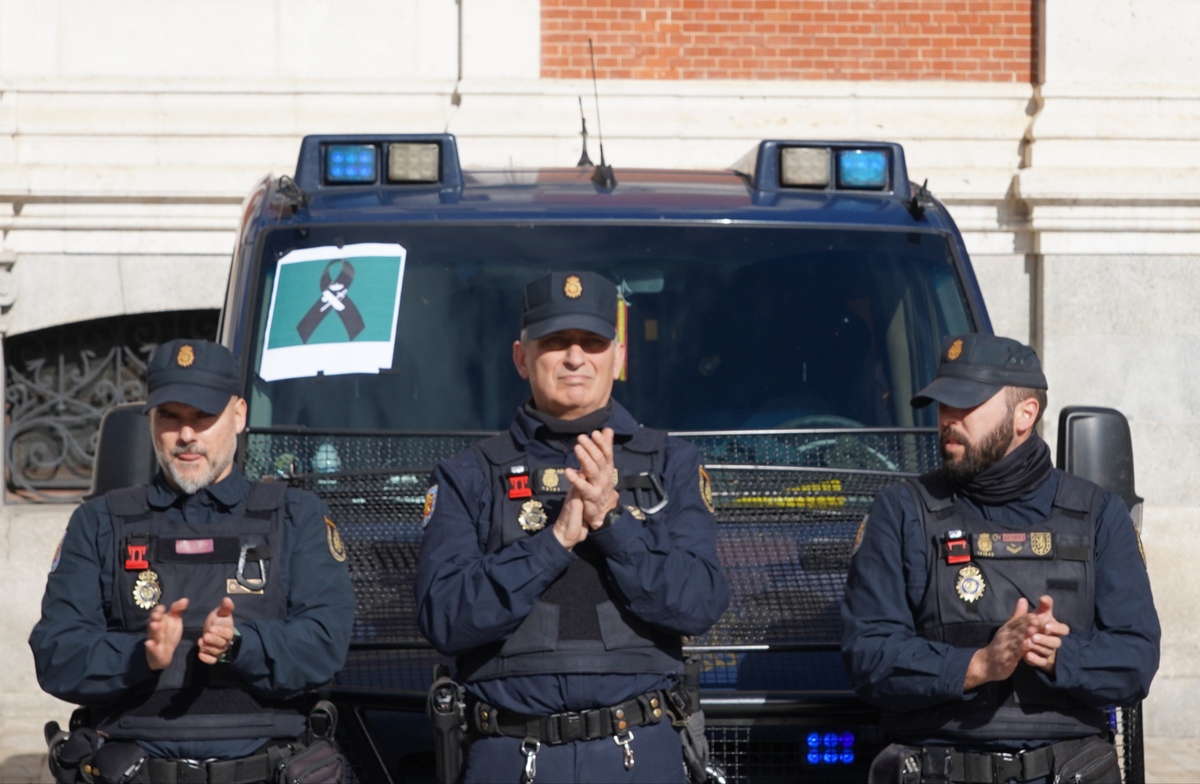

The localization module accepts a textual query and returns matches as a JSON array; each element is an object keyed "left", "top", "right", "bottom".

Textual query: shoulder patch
[
  {"left": 698, "top": 466, "right": 715, "bottom": 514},
  {"left": 325, "top": 516, "right": 347, "bottom": 562},
  {"left": 422, "top": 485, "right": 438, "bottom": 529},
  {"left": 851, "top": 514, "right": 868, "bottom": 556},
  {"left": 50, "top": 535, "right": 64, "bottom": 572}
]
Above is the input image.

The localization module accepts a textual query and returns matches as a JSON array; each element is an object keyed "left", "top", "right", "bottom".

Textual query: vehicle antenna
[
  {"left": 576, "top": 96, "right": 594, "bottom": 167},
  {"left": 587, "top": 38, "right": 616, "bottom": 189}
]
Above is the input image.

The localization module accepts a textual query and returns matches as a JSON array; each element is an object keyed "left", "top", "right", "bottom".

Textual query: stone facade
[{"left": 0, "top": 0, "right": 1194, "bottom": 740}]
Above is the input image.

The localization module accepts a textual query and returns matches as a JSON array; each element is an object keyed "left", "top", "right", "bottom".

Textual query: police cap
[
  {"left": 143, "top": 339, "right": 242, "bottom": 414},
  {"left": 911, "top": 333, "right": 1048, "bottom": 409},
  {"left": 522, "top": 271, "right": 617, "bottom": 340}
]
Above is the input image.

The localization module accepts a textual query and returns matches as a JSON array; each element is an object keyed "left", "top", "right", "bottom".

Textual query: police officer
[
  {"left": 415, "top": 271, "right": 730, "bottom": 783},
  {"left": 29, "top": 339, "right": 355, "bottom": 784},
  {"left": 841, "top": 334, "right": 1160, "bottom": 784}
]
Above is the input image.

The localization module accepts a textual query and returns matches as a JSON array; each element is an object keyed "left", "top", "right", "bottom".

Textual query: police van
[{"left": 94, "top": 134, "right": 1146, "bottom": 783}]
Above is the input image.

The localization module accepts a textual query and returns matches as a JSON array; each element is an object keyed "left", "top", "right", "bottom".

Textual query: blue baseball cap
[
  {"left": 143, "top": 339, "right": 242, "bottom": 414},
  {"left": 911, "top": 333, "right": 1048, "bottom": 409},
  {"left": 521, "top": 271, "right": 618, "bottom": 340}
]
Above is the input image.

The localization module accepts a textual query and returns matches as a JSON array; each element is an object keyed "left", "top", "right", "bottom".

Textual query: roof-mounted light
[
  {"left": 837, "top": 149, "right": 890, "bottom": 190},
  {"left": 387, "top": 142, "right": 440, "bottom": 183},
  {"left": 324, "top": 144, "right": 378, "bottom": 184},
  {"left": 780, "top": 147, "right": 831, "bottom": 188}
]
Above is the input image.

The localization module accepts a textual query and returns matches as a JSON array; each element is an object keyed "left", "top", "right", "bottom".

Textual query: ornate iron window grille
[{"left": 5, "top": 310, "right": 217, "bottom": 502}]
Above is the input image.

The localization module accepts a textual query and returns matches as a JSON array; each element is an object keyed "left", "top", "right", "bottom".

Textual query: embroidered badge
[
  {"left": 564, "top": 275, "right": 583, "bottom": 299},
  {"left": 955, "top": 565, "right": 985, "bottom": 603},
  {"left": 541, "top": 468, "right": 562, "bottom": 492},
  {"left": 50, "top": 536, "right": 64, "bottom": 573},
  {"left": 1031, "top": 532, "right": 1052, "bottom": 556},
  {"left": 176, "top": 344, "right": 195, "bottom": 367},
  {"left": 698, "top": 466, "right": 715, "bottom": 513},
  {"left": 851, "top": 515, "right": 868, "bottom": 556},
  {"left": 325, "top": 516, "right": 347, "bottom": 562},
  {"left": 976, "top": 533, "right": 995, "bottom": 557},
  {"left": 947, "top": 339, "right": 963, "bottom": 361},
  {"left": 422, "top": 485, "right": 438, "bottom": 528}
]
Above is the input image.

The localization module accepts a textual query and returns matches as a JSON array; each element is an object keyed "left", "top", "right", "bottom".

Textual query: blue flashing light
[
  {"left": 841, "top": 732, "right": 856, "bottom": 746},
  {"left": 806, "top": 733, "right": 820, "bottom": 748},
  {"left": 837, "top": 149, "right": 889, "bottom": 190},
  {"left": 807, "top": 752, "right": 821, "bottom": 765},
  {"left": 325, "top": 144, "right": 378, "bottom": 184},
  {"left": 822, "top": 733, "right": 838, "bottom": 747},
  {"left": 823, "top": 752, "right": 838, "bottom": 764},
  {"left": 842, "top": 752, "right": 856, "bottom": 765}
]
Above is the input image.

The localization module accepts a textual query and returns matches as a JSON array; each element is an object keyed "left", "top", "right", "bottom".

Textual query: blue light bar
[
  {"left": 837, "top": 149, "right": 889, "bottom": 190},
  {"left": 325, "top": 144, "right": 378, "bottom": 184},
  {"left": 804, "top": 728, "right": 857, "bottom": 765}
]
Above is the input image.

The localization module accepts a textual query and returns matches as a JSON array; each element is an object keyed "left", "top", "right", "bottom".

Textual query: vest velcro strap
[
  {"left": 1057, "top": 546, "right": 1091, "bottom": 561},
  {"left": 472, "top": 691, "right": 665, "bottom": 744},
  {"left": 245, "top": 480, "right": 287, "bottom": 513}
]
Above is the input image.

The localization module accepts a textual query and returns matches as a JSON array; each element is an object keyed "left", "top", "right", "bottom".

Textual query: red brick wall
[{"left": 542, "top": 0, "right": 1035, "bottom": 82}]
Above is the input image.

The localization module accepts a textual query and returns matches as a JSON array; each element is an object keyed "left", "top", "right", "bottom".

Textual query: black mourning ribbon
[{"left": 296, "top": 259, "right": 366, "bottom": 343}]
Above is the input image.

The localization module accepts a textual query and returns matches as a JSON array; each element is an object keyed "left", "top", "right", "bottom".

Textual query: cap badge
[
  {"left": 955, "top": 565, "right": 985, "bottom": 603},
  {"left": 176, "top": 345, "right": 195, "bottom": 367},
  {"left": 947, "top": 339, "right": 964, "bottom": 361},
  {"left": 564, "top": 275, "right": 583, "bottom": 299}
]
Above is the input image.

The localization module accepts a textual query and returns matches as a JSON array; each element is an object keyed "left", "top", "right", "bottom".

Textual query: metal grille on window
[{"left": 4, "top": 310, "right": 217, "bottom": 502}]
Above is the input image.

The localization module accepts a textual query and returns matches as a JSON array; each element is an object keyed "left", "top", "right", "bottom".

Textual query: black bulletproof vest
[
  {"left": 457, "top": 427, "right": 684, "bottom": 682},
  {"left": 881, "top": 470, "right": 1109, "bottom": 742},
  {"left": 94, "top": 482, "right": 308, "bottom": 741}
]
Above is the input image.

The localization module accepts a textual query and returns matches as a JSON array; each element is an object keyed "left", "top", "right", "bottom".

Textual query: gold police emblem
[
  {"left": 699, "top": 466, "right": 715, "bottom": 513},
  {"left": 519, "top": 500, "right": 548, "bottom": 532},
  {"left": 977, "top": 533, "right": 994, "bottom": 556},
  {"left": 947, "top": 339, "right": 963, "bottom": 361},
  {"left": 1031, "top": 532, "right": 1052, "bottom": 556},
  {"left": 176, "top": 344, "right": 195, "bottom": 367},
  {"left": 133, "top": 570, "right": 163, "bottom": 610},
  {"left": 564, "top": 275, "right": 583, "bottom": 299},
  {"left": 542, "top": 468, "right": 561, "bottom": 491},
  {"left": 325, "top": 516, "right": 347, "bottom": 562},
  {"left": 955, "top": 565, "right": 985, "bottom": 603}
]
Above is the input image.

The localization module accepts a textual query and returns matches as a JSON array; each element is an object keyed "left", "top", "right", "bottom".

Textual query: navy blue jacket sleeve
[
  {"left": 415, "top": 451, "right": 577, "bottom": 656},
  {"left": 231, "top": 490, "right": 356, "bottom": 699},
  {"left": 29, "top": 500, "right": 158, "bottom": 705},
  {"left": 1038, "top": 491, "right": 1160, "bottom": 707},
  {"left": 840, "top": 485, "right": 979, "bottom": 711},
  {"left": 588, "top": 438, "right": 730, "bottom": 636}
]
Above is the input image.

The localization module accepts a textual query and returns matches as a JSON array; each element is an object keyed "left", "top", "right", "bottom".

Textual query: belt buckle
[
  {"left": 177, "top": 758, "right": 208, "bottom": 784},
  {"left": 991, "top": 751, "right": 1022, "bottom": 783}
]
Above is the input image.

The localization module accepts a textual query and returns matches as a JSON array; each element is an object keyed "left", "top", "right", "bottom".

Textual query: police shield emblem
[
  {"left": 1031, "top": 532, "right": 1052, "bottom": 556},
  {"left": 519, "top": 500, "right": 548, "bottom": 532},
  {"left": 955, "top": 565, "right": 985, "bottom": 603},
  {"left": 133, "top": 570, "right": 163, "bottom": 610},
  {"left": 325, "top": 517, "right": 347, "bottom": 562}
]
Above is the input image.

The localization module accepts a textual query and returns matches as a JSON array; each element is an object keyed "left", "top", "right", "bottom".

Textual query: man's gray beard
[
  {"left": 940, "top": 415, "right": 1014, "bottom": 485},
  {"left": 155, "top": 443, "right": 234, "bottom": 495}
]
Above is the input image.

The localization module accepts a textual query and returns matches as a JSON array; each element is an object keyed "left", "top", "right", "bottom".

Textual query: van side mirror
[
  {"left": 1056, "top": 406, "right": 1143, "bottom": 530},
  {"left": 88, "top": 402, "right": 157, "bottom": 499}
]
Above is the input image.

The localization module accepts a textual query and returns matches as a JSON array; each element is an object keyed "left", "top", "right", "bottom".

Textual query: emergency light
[
  {"left": 294, "top": 134, "right": 464, "bottom": 192},
  {"left": 805, "top": 730, "right": 856, "bottom": 765},
  {"left": 732, "top": 140, "right": 906, "bottom": 196}
]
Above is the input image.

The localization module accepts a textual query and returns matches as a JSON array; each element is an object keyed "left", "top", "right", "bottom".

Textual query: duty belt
[
  {"left": 907, "top": 736, "right": 1095, "bottom": 784},
  {"left": 132, "top": 753, "right": 273, "bottom": 784},
  {"left": 470, "top": 691, "right": 669, "bottom": 744}
]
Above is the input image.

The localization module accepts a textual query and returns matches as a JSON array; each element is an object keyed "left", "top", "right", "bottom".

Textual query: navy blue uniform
[
  {"left": 29, "top": 467, "right": 355, "bottom": 760},
  {"left": 841, "top": 468, "right": 1159, "bottom": 747},
  {"left": 416, "top": 402, "right": 729, "bottom": 782}
]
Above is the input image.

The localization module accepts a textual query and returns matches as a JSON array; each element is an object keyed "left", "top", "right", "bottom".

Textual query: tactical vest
[
  {"left": 881, "top": 470, "right": 1110, "bottom": 742},
  {"left": 93, "top": 482, "right": 308, "bottom": 742},
  {"left": 457, "top": 427, "right": 684, "bottom": 683}
]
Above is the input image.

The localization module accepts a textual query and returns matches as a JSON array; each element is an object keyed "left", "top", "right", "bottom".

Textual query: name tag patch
[{"left": 975, "top": 532, "right": 1053, "bottom": 558}]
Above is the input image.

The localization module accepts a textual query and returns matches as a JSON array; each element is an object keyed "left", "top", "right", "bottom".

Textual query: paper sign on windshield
[{"left": 259, "top": 243, "right": 405, "bottom": 382}]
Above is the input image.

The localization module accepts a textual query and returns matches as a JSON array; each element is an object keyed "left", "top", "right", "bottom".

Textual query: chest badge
[
  {"left": 955, "top": 565, "right": 986, "bottom": 604},
  {"left": 518, "top": 500, "right": 548, "bottom": 533},
  {"left": 133, "top": 570, "right": 163, "bottom": 611}
]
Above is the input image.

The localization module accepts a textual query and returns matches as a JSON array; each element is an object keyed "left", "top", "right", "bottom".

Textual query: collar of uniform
[
  {"left": 146, "top": 465, "right": 252, "bottom": 510},
  {"left": 510, "top": 398, "right": 640, "bottom": 446}
]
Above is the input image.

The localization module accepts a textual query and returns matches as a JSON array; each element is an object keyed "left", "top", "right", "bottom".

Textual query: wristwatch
[
  {"left": 598, "top": 507, "right": 623, "bottom": 530},
  {"left": 218, "top": 628, "right": 242, "bottom": 665}
]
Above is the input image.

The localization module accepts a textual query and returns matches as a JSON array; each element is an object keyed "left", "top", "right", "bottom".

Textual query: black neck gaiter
[
  {"left": 524, "top": 399, "right": 615, "bottom": 450},
  {"left": 954, "top": 433, "right": 1054, "bottom": 505}
]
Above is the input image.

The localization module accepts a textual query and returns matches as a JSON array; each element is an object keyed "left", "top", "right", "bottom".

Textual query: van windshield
[{"left": 245, "top": 223, "right": 973, "bottom": 433}]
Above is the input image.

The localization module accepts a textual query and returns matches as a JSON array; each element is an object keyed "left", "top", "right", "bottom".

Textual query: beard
[
  {"left": 940, "top": 414, "right": 1014, "bottom": 485},
  {"left": 155, "top": 439, "right": 235, "bottom": 495}
]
